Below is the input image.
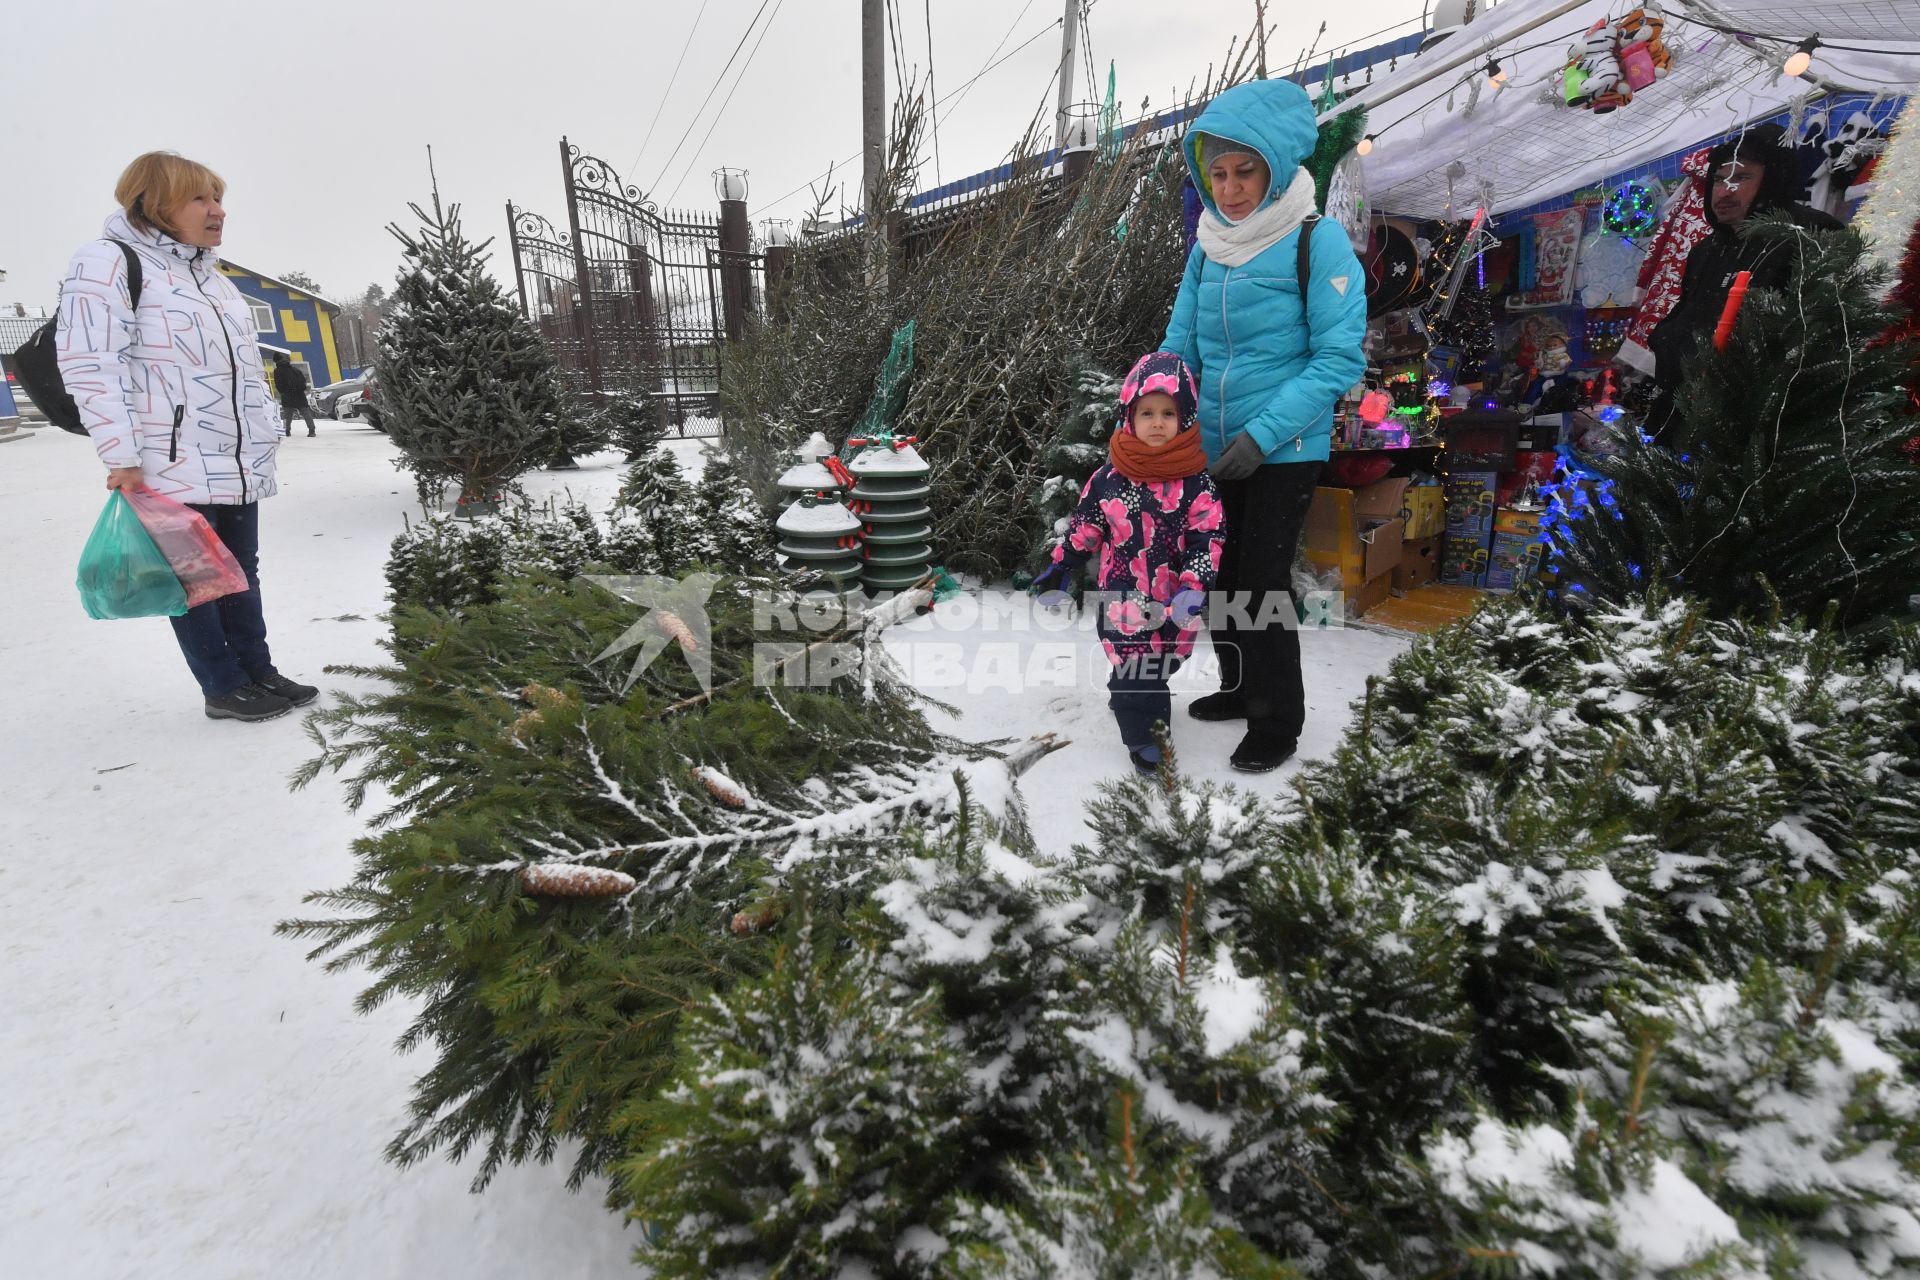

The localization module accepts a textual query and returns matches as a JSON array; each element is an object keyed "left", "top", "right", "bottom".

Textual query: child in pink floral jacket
[{"left": 1032, "top": 351, "right": 1225, "bottom": 772}]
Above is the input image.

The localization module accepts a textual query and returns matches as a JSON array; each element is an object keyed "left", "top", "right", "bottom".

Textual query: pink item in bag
[
  {"left": 122, "top": 488, "right": 250, "bottom": 608},
  {"left": 1620, "top": 42, "right": 1657, "bottom": 91}
]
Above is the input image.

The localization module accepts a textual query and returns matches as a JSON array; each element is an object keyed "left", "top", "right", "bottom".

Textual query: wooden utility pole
[
  {"left": 863, "top": 0, "right": 887, "bottom": 288},
  {"left": 1055, "top": 0, "right": 1079, "bottom": 149},
  {"left": 863, "top": 0, "right": 885, "bottom": 216}
]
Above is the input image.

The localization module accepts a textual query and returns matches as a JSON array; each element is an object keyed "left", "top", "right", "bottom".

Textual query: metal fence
[{"left": 508, "top": 140, "right": 764, "bottom": 436}]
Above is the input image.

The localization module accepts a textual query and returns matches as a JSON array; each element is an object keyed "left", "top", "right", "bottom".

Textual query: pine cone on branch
[
  {"left": 519, "top": 863, "right": 636, "bottom": 898},
  {"left": 691, "top": 765, "right": 751, "bottom": 809}
]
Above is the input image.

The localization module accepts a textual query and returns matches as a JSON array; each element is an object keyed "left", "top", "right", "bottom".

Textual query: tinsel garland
[{"left": 1855, "top": 95, "right": 1920, "bottom": 300}]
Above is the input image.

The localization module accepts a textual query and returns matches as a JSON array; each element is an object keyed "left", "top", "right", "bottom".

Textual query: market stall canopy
[{"left": 1322, "top": 0, "right": 1920, "bottom": 220}]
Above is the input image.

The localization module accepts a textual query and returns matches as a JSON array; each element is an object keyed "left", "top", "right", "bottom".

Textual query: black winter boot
[
  {"left": 205, "top": 684, "right": 292, "bottom": 722},
  {"left": 251, "top": 673, "right": 320, "bottom": 706},
  {"left": 1229, "top": 725, "right": 1296, "bottom": 773},
  {"left": 1186, "top": 690, "right": 1247, "bottom": 722}
]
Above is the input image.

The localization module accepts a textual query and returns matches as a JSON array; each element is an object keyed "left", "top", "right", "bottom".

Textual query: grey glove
[{"left": 1210, "top": 432, "right": 1267, "bottom": 482}]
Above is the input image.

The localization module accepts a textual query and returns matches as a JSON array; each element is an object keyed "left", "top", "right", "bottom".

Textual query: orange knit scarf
[{"left": 1108, "top": 426, "right": 1208, "bottom": 484}]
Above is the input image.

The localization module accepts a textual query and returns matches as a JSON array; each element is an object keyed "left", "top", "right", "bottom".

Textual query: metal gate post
[
  {"left": 506, "top": 202, "right": 531, "bottom": 318},
  {"left": 718, "top": 196, "right": 750, "bottom": 341},
  {"left": 559, "top": 137, "right": 603, "bottom": 393}
]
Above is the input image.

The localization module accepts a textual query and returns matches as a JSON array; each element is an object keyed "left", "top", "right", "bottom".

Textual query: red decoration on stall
[
  {"left": 1620, "top": 146, "right": 1714, "bottom": 366},
  {"left": 1712, "top": 271, "right": 1752, "bottom": 352}
]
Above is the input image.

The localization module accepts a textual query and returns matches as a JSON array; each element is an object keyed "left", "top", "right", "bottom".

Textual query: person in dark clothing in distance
[
  {"left": 1642, "top": 124, "right": 1844, "bottom": 447},
  {"left": 271, "top": 352, "right": 316, "bottom": 437}
]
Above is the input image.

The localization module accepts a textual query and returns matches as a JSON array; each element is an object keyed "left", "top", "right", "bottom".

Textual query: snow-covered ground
[{"left": 0, "top": 422, "right": 1406, "bottom": 1279}]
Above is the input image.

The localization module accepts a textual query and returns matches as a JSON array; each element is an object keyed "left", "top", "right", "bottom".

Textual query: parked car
[
  {"left": 337, "top": 373, "right": 384, "bottom": 431},
  {"left": 314, "top": 370, "right": 372, "bottom": 417}
]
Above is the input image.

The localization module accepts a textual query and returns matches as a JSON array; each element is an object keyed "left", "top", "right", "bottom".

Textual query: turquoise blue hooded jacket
[{"left": 1161, "top": 80, "right": 1369, "bottom": 466}]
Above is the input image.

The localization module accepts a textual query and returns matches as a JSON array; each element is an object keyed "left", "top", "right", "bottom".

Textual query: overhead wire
[
  {"left": 943, "top": 0, "right": 1042, "bottom": 118},
  {"left": 1080, "top": 0, "right": 1098, "bottom": 105},
  {"left": 748, "top": 1, "right": 1062, "bottom": 217},
  {"left": 648, "top": 0, "right": 777, "bottom": 197},
  {"left": 624, "top": 0, "right": 710, "bottom": 185},
  {"left": 663, "top": 0, "right": 789, "bottom": 205}
]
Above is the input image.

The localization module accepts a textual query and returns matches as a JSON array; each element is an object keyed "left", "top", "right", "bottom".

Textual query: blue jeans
[{"left": 168, "top": 502, "right": 277, "bottom": 697}]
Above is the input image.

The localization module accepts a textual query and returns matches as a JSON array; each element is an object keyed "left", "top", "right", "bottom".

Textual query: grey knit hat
[{"left": 1198, "top": 132, "right": 1262, "bottom": 163}]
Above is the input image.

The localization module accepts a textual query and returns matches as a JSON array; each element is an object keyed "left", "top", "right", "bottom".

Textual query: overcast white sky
[{"left": 4, "top": 0, "right": 1419, "bottom": 311}]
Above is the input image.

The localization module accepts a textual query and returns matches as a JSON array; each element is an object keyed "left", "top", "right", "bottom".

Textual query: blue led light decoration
[{"left": 1602, "top": 180, "right": 1660, "bottom": 241}]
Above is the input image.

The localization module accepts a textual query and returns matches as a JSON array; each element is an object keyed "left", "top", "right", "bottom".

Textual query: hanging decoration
[
  {"left": 1423, "top": 208, "right": 1496, "bottom": 323},
  {"left": 1805, "top": 109, "right": 1888, "bottom": 220},
  {"left": 1602, "top": 179, "right": 1662, "bottom": 239},
  {"left": 1616, "top": 146, "right": 1714, "bottom": 373},
  {"left": 1561, "top": 3, "right": 1671, "bottom": 114},
  {"left": 1325, "top": 153, "right": 1372, "bottom": 253},
  {"left": 1364, "top": 217, "right": 1424, "bottom": 317},
  {"left": 1856, "top": 95, "right": 1920, "bottom": 296}
]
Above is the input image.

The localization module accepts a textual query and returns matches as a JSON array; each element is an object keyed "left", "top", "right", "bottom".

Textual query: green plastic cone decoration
[
  {"left": 775, "top": 488, "right": 865, "bottom": 593},
  {"left": 776, "top": 432, "right": 853, "bottom": 505},
  {"left": 847, "top": 432, "right": 934, "bottom": 592}
]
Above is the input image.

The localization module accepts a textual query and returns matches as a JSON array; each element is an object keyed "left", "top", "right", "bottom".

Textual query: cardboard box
[
  {"left": 1393, "top": 535, "right": 1439, "bottom": 592},
  {"left": 1305, "top": 482, "right": 1405, "bottom": 590},
  {"left": 1485, "top": 508, "right": 1545, "bottom": 592},
  {"left": 1399, "top": 484, "right": 1446, "bottom": 539},
  {"left": 1353, "top": 475, "right": 1410, "bottom": 521},
  {"left": 1440, "top": 526, "right": 1492, "bottom": 586},
  {"left": 1347, "top": 570, "right": 1393, "bottom": 618},
  {"left": 1444, "top": 470, "right": 1498, "bottom": 538}
]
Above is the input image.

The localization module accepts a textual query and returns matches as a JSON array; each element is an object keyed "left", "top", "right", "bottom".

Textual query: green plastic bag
[{"left": 77, "top": 491, "right": 189, "bottom": 620}]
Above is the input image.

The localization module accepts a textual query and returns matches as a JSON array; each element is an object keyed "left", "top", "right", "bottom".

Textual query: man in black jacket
[
  {"left": 271, "top": 353, "right": 316, "bottom": 437},
  {"left": 1643, "top": 124, "right": 1844, "bottom": 447}
]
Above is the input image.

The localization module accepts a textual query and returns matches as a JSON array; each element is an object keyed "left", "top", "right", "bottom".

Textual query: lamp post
[
  {"left": 762, "top": 219, "right": 794, "bottom": 324},
  {"left": 1059, "top": 102, "right": 1100, "bottom": 186},
  {"left": 713, "top": 168, "right": 751, "bottom": 342}
]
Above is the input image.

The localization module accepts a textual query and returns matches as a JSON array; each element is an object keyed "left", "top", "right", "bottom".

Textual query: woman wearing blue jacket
[{"left": 1161, "top": 78, "right": 1369, "bottom": 772}]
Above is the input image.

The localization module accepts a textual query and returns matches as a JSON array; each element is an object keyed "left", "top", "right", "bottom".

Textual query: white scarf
[{"left": 1196, "top": 167, "right": 1318, "bottom": 267}]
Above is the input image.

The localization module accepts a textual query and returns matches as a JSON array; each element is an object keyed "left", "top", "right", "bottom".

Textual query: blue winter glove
[
  {"left": 1210, "top": 432, "right": 1266, "bottom": 482},
  {"left": 1029, "top": 559, "right": 1074, "bottom": 595}
]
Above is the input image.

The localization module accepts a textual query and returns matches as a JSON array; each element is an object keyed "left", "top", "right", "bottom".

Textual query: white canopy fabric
[{"left": 1321, "top": 0, "right": 1920, "bottom": 220}]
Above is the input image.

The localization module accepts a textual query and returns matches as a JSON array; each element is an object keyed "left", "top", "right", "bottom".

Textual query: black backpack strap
[
  {"left": 1296, "top": 213, "right": 1318, "bottom": 331},
  {"left": 107, "top": 239, "right": 143, "bottom": 311}
]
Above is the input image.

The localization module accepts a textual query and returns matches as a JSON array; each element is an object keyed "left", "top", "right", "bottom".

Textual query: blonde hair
[{"left": 116, "top": 152, "right": 226, "bottom": 236}]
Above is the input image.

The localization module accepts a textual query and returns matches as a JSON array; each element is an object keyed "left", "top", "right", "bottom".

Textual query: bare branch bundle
[{"left": 723, "top": 84, "right": 1199, "bottom": 577}]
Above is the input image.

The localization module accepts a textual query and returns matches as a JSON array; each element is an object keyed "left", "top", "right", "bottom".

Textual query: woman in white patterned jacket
[{"left": 59, "top": 152, "right": 318, "bottom": 722}]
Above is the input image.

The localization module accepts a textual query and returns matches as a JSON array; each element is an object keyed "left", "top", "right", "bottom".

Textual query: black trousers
[
  {"left": 1108, "top": 653, "right": 1184, "bottom": 748},
  {"left": 1209, "top": 460, "right": 1323, "bottom": 741}
]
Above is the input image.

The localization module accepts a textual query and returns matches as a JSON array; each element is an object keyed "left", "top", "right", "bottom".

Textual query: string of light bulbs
[{"left": 1349, "top": 22, "right": 1594, "bottom": 156}]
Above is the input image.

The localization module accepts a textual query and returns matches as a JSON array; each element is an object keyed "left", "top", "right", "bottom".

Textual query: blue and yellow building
[{"left": 215, "top": 261, "right": 348, "bottom": 387}]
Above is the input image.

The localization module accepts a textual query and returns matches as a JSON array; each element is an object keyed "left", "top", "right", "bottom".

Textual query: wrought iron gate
[{"left": 508, "top": 139, "right": 759, "bottom": 436}]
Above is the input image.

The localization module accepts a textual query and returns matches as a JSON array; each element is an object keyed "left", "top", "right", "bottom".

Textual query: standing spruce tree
[
  {"left": 1549, "top": 217, "right": 1920, "bottom": 631},
  {"left": 377, "top": 192, "right": 564, "bottom": 509}
]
